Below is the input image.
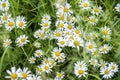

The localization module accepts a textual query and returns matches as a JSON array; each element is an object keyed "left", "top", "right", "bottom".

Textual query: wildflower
[
  {"left": 28, "top": 75, "right": 42, "bottom": 80},
  {"left": 108, "top": 62, "right": 119, "bottom": 73},
  {"left": 86, "top": 41, "right": 96, "bottom": 52},
  {"left": 0, "top": 13, "right": 11, "bottom": 23},
  {"left": 34, "top": 42, "right": 41, "bottom": 48},
  {"left": 42, "top": 14, "right": 51, "bottom": 22},
  {"left": 91, "top": 6, "right": 103, "bottom": 15},
  {"left": 16, "top": 16, "right": 27, "bottom": 29},
  {"left": 5, "top": 18, "right": 15, "bottom": 31},
  {"left": 0, "top": 0, "right": 9, "bottom": 11},
  {"left": 57, "top": 37, "right": 67, "bottom": 47},
  {"left": 101, "top": 26, "right": 111, "bottom": 35},
  {"left": 80, "top": 0, "right": 91, "bottom": 10},
  {"left": 15, "top": 34, "right": 29, "bottom": 47},
  {"left": 5, "top": 67, "right": 21, "bottom": 80},
  {"left": 89, "top": 16, "right": 98, "bottom": 25},
  {"left": 99, "top": 44, "right": 112, "bottom": 54},
  {"left": 34, "top": 29, "right": 42, "bottom": 38},
  {"left": 3, "top": 38, "right": 12, "bottom": 47},
  {"left": 34, "top": 49, "right": 43, "bottom": 58},
  {"left": 43, "top": 64, "right": 52, "bottom": 73},
  {"left": 89, "top": 59, "right": 99, "bottom": 67},
  {"left": 54, "top": 71, "right": 65, "bottom": 80},
  {"left": 115, "top": 3, "right": 120, "bottom": 12},
  {"left": 28, "top": 56, "right": 36, "bottom": 64},
  {"left": 36, "top": 65, "right": 44, "bottom": 75}
]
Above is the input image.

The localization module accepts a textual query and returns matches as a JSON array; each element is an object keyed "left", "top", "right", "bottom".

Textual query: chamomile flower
[
  {"left": 3, "top": 38, "right": 12, "bottom": 47},
  {"left": 74, "top": 61, "right": 88, "bottom": 78},
  {"left": 101, "top": 26, "right": 111, "bottom": 35},
  {"left": 72, "top": 37, "right": 84, "bottom": 47},
  {"left": 42, "top": 57, "right": 56, "bottom": 66},
  {"left": 34, "top": 29, "right": 42, "bottom": 38},
  {"left": 91, "top": 48, "right": 99, "bottom": 56},
  {"left": 99, "top": 44, "right": 112, "bottom": 54},
  {"left": 86, "top": 41, "right": 96, "bottom": 52},
  {"left": 89, "top": 16, "right": 98, "bottom": 25},
  {"left": 102, "top": 35, "right": 111, "bottom": 42},
  {"left": 62, "top": 3, "right": 72, "bottom": 14},
  {"left": 100, "top": 67, "right": 113, "bottom": 79},
  {"left": 36, "top": 65, "right": 44, "bottom": 75},
  {"left": 91, "top": 6, "right": 103, "bottom": 15},
  {"left": 89, "top": 59, "right": 99, "bottom": 67},
  {"left": 108, "top": 62, "right": 118, "bottom": 73},
  {"left": 54, "top": 71, "right": 65, "bottom": 80},
  {"left": 15, "top": 34, "right": 29, "bottom": 47},
  {"left": 0, "top": 13, "right": 11, "bottom": 23},
  {"left": 34, "top": 42, "right": 41, "bottom": 48},
  {"left": 40, "top": 21, "right": 51, "bottom": 28},
  {"left": 34, "top": 49, "right": 43, "bottom": 58},
  {"left": 74, "top": 61, "right": 87, "bottom": 69},
  {"left": 5, "top": 18, "right": 15, "bottom": 31},
  {"left": 57, "top": 53, "right": 66, "bottom": 63},
  {"left": 28, "top": 56, "right": 36, "bottom": 64},
  {"left": 99, "top": 61, "right": 108, "bottom": 68},
  {"left": 57, "top": 37, "right": 67, "bottom": 47},
  {"left": 115, "top": 3, "right": 120, "bottom": 12},
  {"left": 54, "top": 29, "right": 62, "bottom": 39},
  {"left": 42, "top": 14, "right": 51, "bottom": 22},
  {"left": 0, "top": 0, "right": 9, "bottom": 11},
  {"left": 81, "top": 0, "right": 91, "bottom": 10},
  {"left": 5, "top": 67, "right": 21, "bottom": 80},
  {"left": 28, "top": 75, "right": 42, "bottom": 80},
  {"left": 20, "top": 67, "right": 32, "bottom": 80},
  {"left": 43, "top": 64, "right": 52, "bottom": 73},
  {"left": 16, "top": 16, "right": 27, "bottom": 29}
]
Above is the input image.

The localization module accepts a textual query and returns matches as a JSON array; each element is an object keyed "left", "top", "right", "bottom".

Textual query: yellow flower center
[
  {"left": 104, "top": 69, "right": 109, "bottom": 75},
  {"left": 22, "top": 72, "right": 27, "bottom": 79},
  {"left": 88, "top": 44, "right": 93, "bottom": 49},
  {"left": 68, "top": 25, "right": 72, "bottom": 30},
  {"left": 94, "top": 51, "right": 98, "bottom": 55},
  {"left": 59, "top": 15, "right": 64, "bottom": 20},
  {"left": 43, "top": 23, "right": 48, "bottom": 27},
  {"left": 45, "top": 59, "right": 49, "bottom": 64},
  {"left": 58, "top": 73, "right": 63, "bottom": 78},
  {"left": 37, "top": 52, "right": 41, "bottom": 56},
  {"left": 55, "top": 51, "right": 60, "bottom": 56},
  {"left": 8, "top": 21, "right": 14, "bottom": 26},
  {"left": 84, "top": 3, "right": 88, "bottom": 7},
  {"left": 59, "top": 23, "right": 64, "bottom": 28},
  {"left": 67, "top": 16, "right": 71, "bottom": 21},
  {"left": 56, "top": 32, "right": 60, "bottom": 37},
  {"left": 84, "top": 16, "right": 88, "bottom": 21},
  {"left": 102, "top": 48, "right": 107, "bottom": 52},
  {"left": 86, "top": 36, "right": 90, "bottom": 40},
  {"left": 5, "top": 41, "right": 10, "bottom": 45},
  {"left": 2, "top": 2, "right": 6, "bottom": 8},
  {"left": 69, "top": 36, "right": 74, "bottom": 40},
  {"left": 94, "top": 8, "right": 99, "bottom": 12},
  {"left": 19, "top": 21, "right": 24, "bottom": 27},
  {"left": 64, "top": 7, "right": 69, "bottom": 12},
  {"left": 2, "top": 15, "right": 8, "bottom": 20},
  {"left": 41, "top": 34, "right": 45, "bottom": 39},
  {"left": 45, "top": 66, "right": 49, "bottom": 70},
  {"left": 78, "top": 69, "right": 84, "bottom": 75},
  {"left": 38, "top": 67, "right": 42, "bottom": 72},
  {"left": 111, "top": 66, "right": 115, "bottom": 70},
  {"left": 74, "top": 40, "right": 80, "bottom": 46},
  {"left": 75, "top": 29, "right": 80, "bottom": 34},
  {"left": 60, "top": 40, "right": 65, "bottom": 45},
  {"left": 11, "top": 73, "right": 17, "bottom": 79},
  {"left": 90, "top": 18, "right": 95, "bottom": 23},
  {"left": 103, "top": 30, "right": 108, "bottom": 35},
  {"left": 21, "top": 38, "right": 26, "bottom": 42}
]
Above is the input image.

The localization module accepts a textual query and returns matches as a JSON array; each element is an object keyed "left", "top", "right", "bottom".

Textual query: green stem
[
  {"left": 88, "top": 74, "right": 101, "bottom": 80},
  {"left": 21, "top": 47, "right": 29, "bottom": 60},
  {"left": 0, "top": 47, "right": 8, "bottom": 76}
]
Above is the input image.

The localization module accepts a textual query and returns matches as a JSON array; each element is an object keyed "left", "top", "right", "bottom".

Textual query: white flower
[
  {"left": 72, "top": 37, "right": 84, "bottom": 47},
  {"left": 3, "top": 38, "right": 12, "bottom": 47},
  {"left": 101, "top": 26, "right": 111, "bottom": 35},
  {"left": 42, "top": 14, "right": 51, "bottom": 22},
  {"left": 0, "top": 0, "right": 9, "bottom": 11},
  {"left": 34, "top": 29, "right": 42, "bottom": 38},
  {"left": 19, "top": 67, "right": 32, "bottom": 80},
  {"left": 15, "top": 34, "right": 29, "bottom": 47},
  {"left": 74, "top": 61, "right": 88, "bottom": 78},
  {"left": 34, "top": 42, "right": 41, "bottom": 48},
  {"left": 102, "top": 35, "right": 111, "bottom": 42},
  {"left": 5, "top": 67, "right": 21, "bottom": 80},
  {"left": 89, "top": 59, "right": 99, "bottom": 67},
  {"left": 42, "top": 57, "right": 56, "bottom": 66},
  {"left": 0, "top": 13, "right": 11, "bottom": 23},
  {"left": 99, "top": 44, "right": 112, "bottom": 54},
  {"left": 86, "top": 41, "right": 96, "bottom": 52},
  {"left": 99, "top": 61, "right": 108, "bottom": 68},
  {"left": 80, "top": 0, "right": 91, "bottom": 10},
  {"left": 34, "top": 49, "right": 43, "bottom": 58},
  {"left": 43, "top": 64, "right": 52, "bottom": 73},
  {"left": 40, "top": 21, "right": 51, "bottom": 28},
  {"left": 100, "top": 67, "right": 114, "bottom": 79},
  {"left": 115, "top": 3, "right": 120, "bottom": 12},
  {"left": 5, "top": 18, "right": 15, "bottom": 31},
  {"left": 16, "top": 16, "right": 27, "bottom": 29},
  {"left": 89, "top": 16, "right": 98, "bottom": 25},
  {"left": 108, "top": 62, "right": 119, "bottom": 73},
  {"left": 57, "top": 37, "right": 67, "bottom": 47},
  {"left": 36, "top": 65, "right": 44, "bottom": 75},
  {"left": 74, "top": 61, "right": 87, "bottom": 69},
  {"left": 28, "top": 56, "right": 36, "bottom": 64},
  {"left": 28, "top": 75, "right": 42, "bottom": 80},
  {"left": 54, "top": 71, "right": 64, "bottom": 80},
  {"left": 91, "top": 6, "right": 103, "bottom": 15},
  {"left": 53, "top": 29, "right": 62, "bottom": 39}
]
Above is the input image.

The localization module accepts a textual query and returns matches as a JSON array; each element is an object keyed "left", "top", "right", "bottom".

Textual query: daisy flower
[
  {"left": 101, "top": 26, "right": 111, "bottom": 35},
  {"left": 80, "top": 0, "right": 91, "bottom": 10},
  {"left": 115, "top": 3, "right": 120, "bottom": 12},
  {"left": 34, "top": 49, "right": 43, "bottom": 58},
  {"left": 5, "top": 67, "right": 21, "bottom": 80},
  {"left": 60, "top": 3, "right": 72, "bottom": 14},
  {"left": 3, "top": 38, "right": 12, "bottom": 47},
  {"left": 54, "top": 29, "right": 62, "bottom": 39},
  {"left": 0, "top": 13, "right": 11, "bottom": 23},
  {"left": 89, "top": 59, "right": 99, "bottom": 67},
  {"left": 40, "top": 21, "right": 51, "bottom": 28},
  {"left": 5, "top": 18, "right": 15, "bottom": 31},
  {"left": 28, "top": 56, "right": 36, "bottom": 64},
  {"left": 57, "top": 53, "right": 66, "bottom": 63},
  {"left": 57, "top": 37, "right": 67, "bottom": 47},
  {"left": 99, "top": 61, "right": 108, "bottom": 68},
  {"left": 42, "top": 14, "right": 51, "bottom": 22},
  {"left": 89, "top": 16, "right": 98, "bottom": 25},
  {"left": 34, "top": 42, "right": 41, "bottom": 48},
  {"left": 0, "top": 0, "right": 9, "bottom": 11},
  {"left": 108, "top": 62, "right": 119, "bottom": 73},
  {"left": 36, "top": 65, "right": 44, "bottom": 75},
  {"left": 99, "top": 44, "right": 112, "bottom": 54},
  {"left": 100, "top": 67, "right": 113, "bottom": 79},
  {"left": 42, "top": 57, "right": 56, "bottom": 66},
  {"left": 33, "top": 29, "right": 42, "bottom": 38},
  {"left": 102, "top": 35, "right": 111, "bottom": 42},
  {"left": 74, "top": 61, "right": 88, "bottom": 78},
  {"left": 72, "top": 37, "right": 84, "bottom": 47},
  {"left": 16, "top": 16, "right": 27, "bottom": 29},
  {"left": 86, "top": 41, "right": 96, "bottom": 52},
  {"left": 19, "top": 67, "right": 32, "bottom": 80},
  {"left": 15, "top": 34, "right": 29, "bottom": 47},
  {"left": 91, "top": 6, "right": 103, "bottom": 15},
  {"left": 28, "top": 75, "right": 42, "bottom": 80},
  {"left": 74, "top": 61, "right": 87, "bottom": 69},
  {"left": 54, "top": 71, "right": 65, "bottom": 80},
  {"left": 43, "top": 64, "right": 52, "bottom": 73}
]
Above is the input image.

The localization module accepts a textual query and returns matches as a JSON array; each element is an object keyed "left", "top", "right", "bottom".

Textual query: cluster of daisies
[{"left": 2, "top": 0, "right": 120, "bottom": 80}]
